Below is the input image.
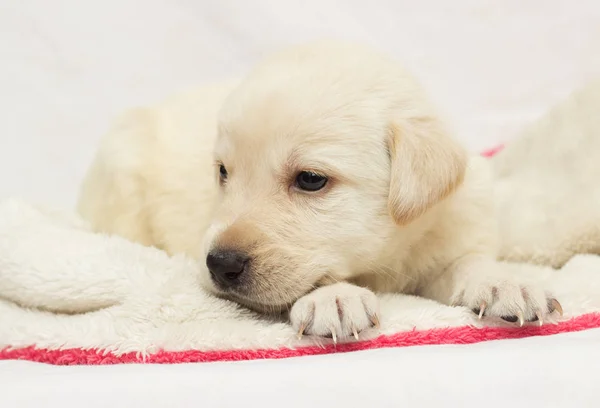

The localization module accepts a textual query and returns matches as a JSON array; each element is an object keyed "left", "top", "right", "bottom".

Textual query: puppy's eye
[
  {"left": 219, "top": 164, "right": 228, "bottom": 181},
  {"left": 295, "top": 171, "right": 328, "bottom": 192}
]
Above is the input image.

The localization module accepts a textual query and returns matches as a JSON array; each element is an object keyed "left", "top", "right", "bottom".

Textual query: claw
[
  {"left": 478, "top": 301, "right": 487, "bottom": 319},
  {"left": 296, "top": 322, "right": 306, "bottom": 340},
  {"left": 550, "top": 299, "right": 564, "bottom": 317},
  {"left": 370, "top": 313, "right": 381, "bottom": 329},
  {"left": 535, "top": 310, "right": 543, "bottom": 326},
  {"left": 330, "top": 328, "right": 337, "bottom": 344},
  {"left": 517, "top": 311, "right": 524, "bottom": 327},
  {"left": 352, "top": 327, "right": 359, "bottom": 341}
]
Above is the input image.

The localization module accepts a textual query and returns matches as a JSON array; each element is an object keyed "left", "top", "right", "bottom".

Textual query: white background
[
  {"left": 1, "top": 0, "right": 599, "bottom": 209},
  {"left": 1, "top": 1, "right": 600, "bottom": 406}
]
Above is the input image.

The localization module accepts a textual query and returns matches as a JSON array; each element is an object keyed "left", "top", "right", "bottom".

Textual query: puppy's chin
[
  {"left": 215, "top": 292, "right": 292, "bottom": 316},
  {"left": 198, "top": 275, "right": 298, "bottom": 315}
]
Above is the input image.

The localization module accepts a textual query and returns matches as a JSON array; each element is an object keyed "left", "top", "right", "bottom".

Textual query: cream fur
[
  {"left": 77, "top": 41, "right": 560, "bottom": 339},
  {"left": 1, "top": 76, "right": 600, "bottom": 351},
  {"left": 493, "top": 78, "right": 600, "bottom": 267}
]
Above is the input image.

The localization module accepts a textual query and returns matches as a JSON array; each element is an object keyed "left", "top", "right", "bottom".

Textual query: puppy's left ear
[{"left": 387, "top": 116, "right": 467, "bottom": 225}]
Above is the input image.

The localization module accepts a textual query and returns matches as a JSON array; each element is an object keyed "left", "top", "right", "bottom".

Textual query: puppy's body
[
  {"left": 78, "top": 80, "right": 240, "bottom": 257},
  {"left": 79, "top": 41, "right": 555, "bottom": 339}
]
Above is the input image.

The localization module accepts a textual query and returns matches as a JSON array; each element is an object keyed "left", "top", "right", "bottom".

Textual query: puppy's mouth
[
  {"left": 207, "top": 273, "right": 310, "bottom": 315},
  {"left": 203, "top": 257, "right": 315, "bottom": 314},
  {"left": 215, "top": 290, "right": 293, "bottom": 315}
]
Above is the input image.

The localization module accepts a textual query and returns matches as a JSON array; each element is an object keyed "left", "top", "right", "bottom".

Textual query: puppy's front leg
[
  {"left": 421, "top": 256, "right": 562, "bottom": 326},
  {"left": 289, "top": 282, "right": 380, "bottom": 341}
]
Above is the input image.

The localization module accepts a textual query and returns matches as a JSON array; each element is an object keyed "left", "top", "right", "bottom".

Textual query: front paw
[
  {"left": 453, "top": 277, "right": 562, "bottom": 326},
  {"left": 289, "top": 282, "right": 380, "bottom": 342}
]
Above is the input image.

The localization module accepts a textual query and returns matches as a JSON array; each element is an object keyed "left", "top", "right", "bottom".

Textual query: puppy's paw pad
[{"left": 290, "top": 283, "right": 380, "bottom": 342}]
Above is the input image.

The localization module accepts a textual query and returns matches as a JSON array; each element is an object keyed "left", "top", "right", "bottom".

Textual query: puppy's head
[{"left": 199, "top": 41, "right": 466, "bottom": 312}]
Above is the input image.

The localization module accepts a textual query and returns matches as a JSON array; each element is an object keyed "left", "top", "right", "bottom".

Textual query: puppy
[{"left": 78, "top": 41, "right": 559, "bottom": 340}]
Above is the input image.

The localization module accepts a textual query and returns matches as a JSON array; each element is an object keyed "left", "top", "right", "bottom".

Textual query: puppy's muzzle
[{"left": 206, "top": 249, "right": 250, "bottom": 289}]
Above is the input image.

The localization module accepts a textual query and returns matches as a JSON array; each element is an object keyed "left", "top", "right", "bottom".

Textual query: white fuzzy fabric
[
  {"left": 0, "top": 197, "right": 474, "bottom": 353},
  {"left": 2, "top": 2, "right": 600, "bottom": 407},
  {"left": 1, "top": 80, "right": 600, "bottom": 354},
  {"left": 1, "top": 2, "right": 600, "bottom": 408},
  {"left": 1, "top": 197, "right": 600, "bottom": 354}
]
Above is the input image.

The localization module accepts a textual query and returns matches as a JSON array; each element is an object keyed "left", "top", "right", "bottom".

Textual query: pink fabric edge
[
  {"left": 480, "top": 144, "right": 505, "bottom": 157},
  {"left": 2, "top": 313, "right": 599, "bottom": 365},
  {"left": 16, "top": 143, "right": 589, "bottom": 366}
]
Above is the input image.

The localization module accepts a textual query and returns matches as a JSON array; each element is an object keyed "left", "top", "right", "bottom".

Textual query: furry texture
[
  {"left": 77, "top": 42, "right": 561, "bottom": 340},
  {"left": 1, "top": 196, "right": 600, "bottom": 362},
  {"left": 1, "top": 50, "right": 600, "bottom": 364},
  {"left": 2, "top": 76, "right": 600, "bottom": 362},
  {"left": 494, "top": 78, "right": 600, "bottom": 267},
  {"left": 2, "top": 313, "right": 599, "bottom": 365}
]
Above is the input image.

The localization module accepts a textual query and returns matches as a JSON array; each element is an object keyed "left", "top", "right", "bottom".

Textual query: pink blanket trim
[
  {"left": 6, "top": 144, "right": 598, "bottom": 366},
  {"left": 480, "top": 144, "right": 505, "bottom": 157},
  {"left": 2, "top": 313, "right": 599, "bottom": 365}
]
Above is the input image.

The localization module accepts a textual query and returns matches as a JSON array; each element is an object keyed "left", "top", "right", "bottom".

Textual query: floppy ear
[{"left": 387, "top": 117, "right": 467, "bottom": 225}]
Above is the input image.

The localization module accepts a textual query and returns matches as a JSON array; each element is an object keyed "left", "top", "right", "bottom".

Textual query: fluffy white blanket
[{"left": 1, "top": 79, "right": 599, "bottom": 361}]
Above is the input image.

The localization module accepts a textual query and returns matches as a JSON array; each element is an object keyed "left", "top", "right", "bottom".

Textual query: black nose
[{"left": 206, "top": 250, "right": 249, "bottom": 288}]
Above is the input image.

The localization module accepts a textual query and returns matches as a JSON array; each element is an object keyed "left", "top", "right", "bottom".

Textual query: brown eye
[
  {"left": 295, "top": 171, "right": 327, "bottom": 191},
  {"left": 219, "top": 164, "right": 228, "bottom": 181}
]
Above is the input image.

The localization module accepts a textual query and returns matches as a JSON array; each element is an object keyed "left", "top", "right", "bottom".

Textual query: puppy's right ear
[{"left": 387, "top": 116, "right": 467, "bottom": 225}]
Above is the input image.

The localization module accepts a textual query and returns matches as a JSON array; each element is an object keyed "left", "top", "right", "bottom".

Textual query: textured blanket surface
[{"left": 1, "top": 80, "right": 600, "bottom": 365}]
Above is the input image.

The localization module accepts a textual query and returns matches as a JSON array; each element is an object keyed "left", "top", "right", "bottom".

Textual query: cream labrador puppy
[{"left": 78, "top": 41, "right": 559, "bottom": 340}]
